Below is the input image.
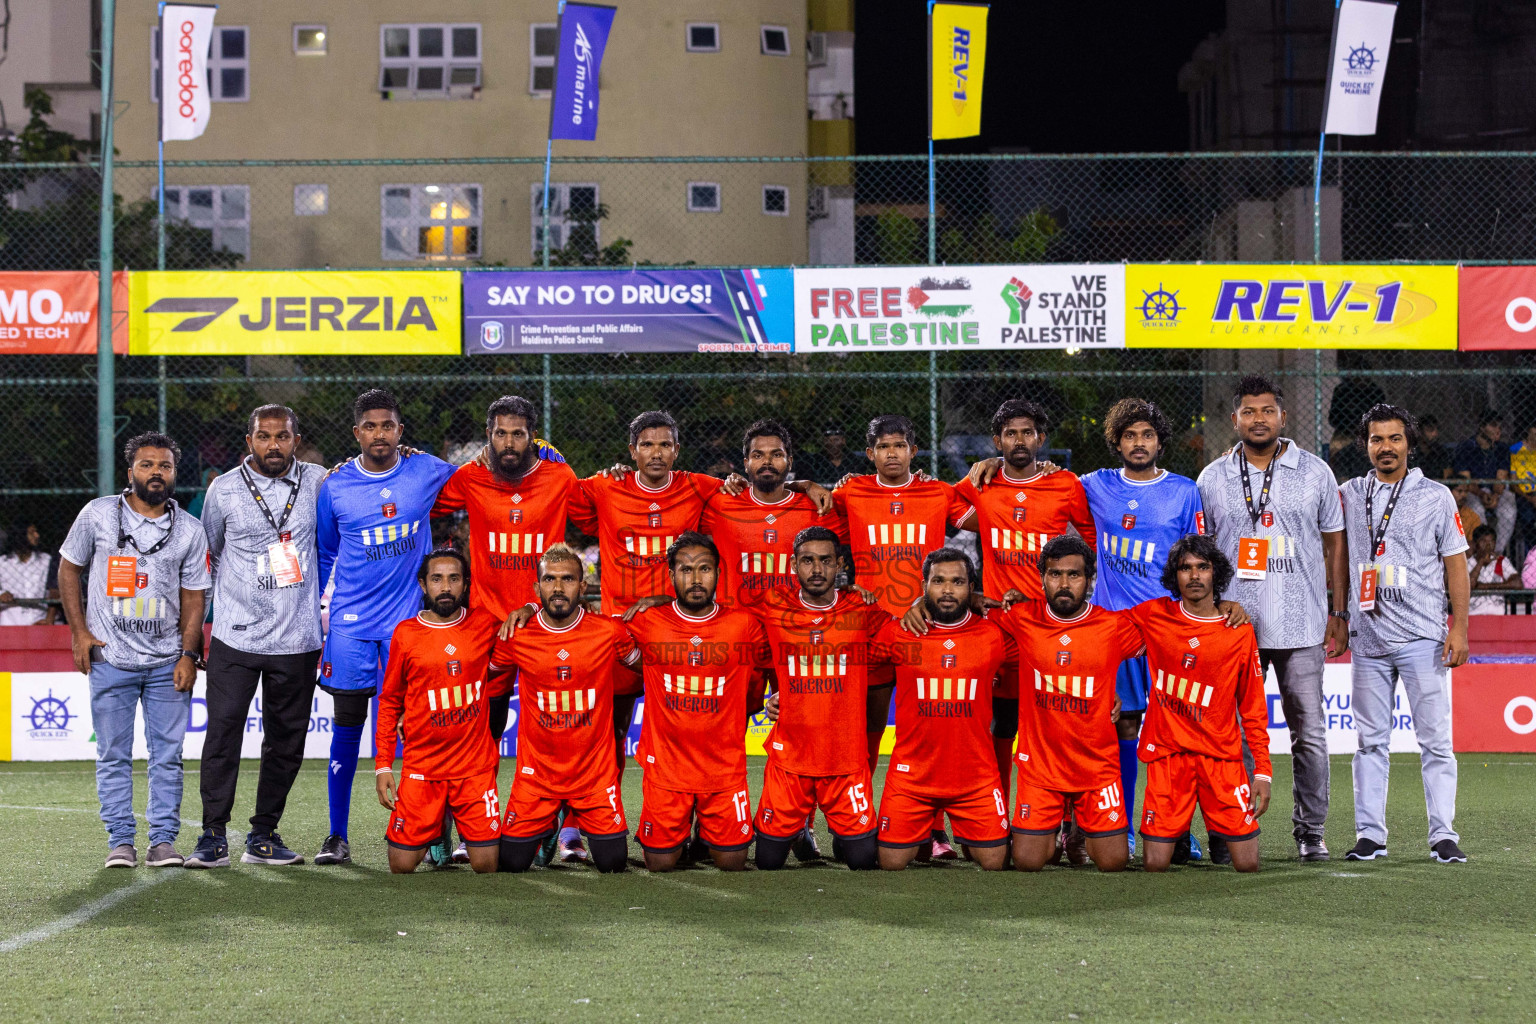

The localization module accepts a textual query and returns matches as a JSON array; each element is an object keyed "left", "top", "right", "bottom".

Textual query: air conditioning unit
[{"left": 806, "top": 32, "right": 827, "bottom": 67}]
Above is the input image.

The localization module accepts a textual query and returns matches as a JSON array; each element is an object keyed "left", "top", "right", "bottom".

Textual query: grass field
[{"left": 1, "top": 754, "right": 1533, "bottom": 1023}]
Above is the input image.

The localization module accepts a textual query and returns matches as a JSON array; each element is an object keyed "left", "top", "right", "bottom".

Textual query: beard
[
  {"left": 430, "top": 592, "right": 463, "bottom": 617},
  {"left": 492, "top": 444, "right": 536, "bottom": 483},
  {"left": 132, "top": 477, "right": 173, "bottom": 506},
  {"left": 926, "top": 597, "right": 968, "bottom": 625}
]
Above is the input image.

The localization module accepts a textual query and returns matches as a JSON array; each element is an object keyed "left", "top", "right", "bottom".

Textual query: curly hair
[
  {"left": 1159, "top": 534, "right": 1235, "bottom": 603},
  {"left": 1355, "top": 403, "right": 1420, "bottom": 453},
  {"left": 1037, "top": 534, "right": 1095, "bottom": 580},
  {"left": 991, "top": 398, "right": 1050, "bottom": 438},
  {"left": 1103, "top": 397, "right": 1172, "bottom": 454}
]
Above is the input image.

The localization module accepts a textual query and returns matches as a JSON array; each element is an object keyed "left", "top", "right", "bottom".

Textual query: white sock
[{"left": 559, "top": 825, "right": 581, "bottom": 846}]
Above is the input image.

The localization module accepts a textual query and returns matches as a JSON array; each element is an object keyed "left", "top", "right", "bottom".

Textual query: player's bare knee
[
  {"left": 878, "top": 845, "right": 917, "bottom": 870},
  {"left": 1229, "top": 840, "right": 1261, "bottom": 873},
  {"left": 711, "top": 849, "right": 749, "bottom": 872},
  {"left": 643, "top": 850, "right": 680, "bottom": 872},
  {"left": 968, "top": 845, "right": 1008, "bottom": 871}
]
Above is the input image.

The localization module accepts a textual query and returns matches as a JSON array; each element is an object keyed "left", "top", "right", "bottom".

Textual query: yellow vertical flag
[{"left": 930, "top": 2, "right": 989, "bottom": 140}]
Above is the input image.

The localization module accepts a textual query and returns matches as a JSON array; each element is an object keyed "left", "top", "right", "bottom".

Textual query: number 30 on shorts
[{"left": 1095, "top": 782, "right": 1123, "bottom": 811}]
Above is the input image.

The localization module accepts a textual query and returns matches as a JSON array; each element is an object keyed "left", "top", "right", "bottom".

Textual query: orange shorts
[
  {"left": 637, "top": 776, "right": 754, "bottom": 853},
  {"left": 1140, "top": 753, "right": 1260, "bottom": 843},
  {"left": 386, "top": 767, "right": 502, "bottom": 849},
  {"left": 754, "top": 761, "right": 876, "bottom": 840},
  {"left": 877, "top": 781, "right": 1009, "bottom": 848},
  {"left": 1011, "top": 775, "right": 1129, "bottom": 837},
  {"left": 614, "top": 660, "right": 644, "bottom": 697},
  {"left": 500, "top": 777, "right": 628, "bottom": 841}
]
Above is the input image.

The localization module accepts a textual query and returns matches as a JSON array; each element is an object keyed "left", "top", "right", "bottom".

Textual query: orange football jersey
[
  {"left": 489, "top": 607, "right": 640, "bottom": 795},
  {"left": 833, "top": 474, "right": 970, "bottom": 616},
  {"left": 875, "top": 611, "right": 1011, "bottom": 795},
  {"left": 1128, "top": 598, "right": 1271, "bottom": 776},
  {"left": 374, "top": 608, "right": 502, "bottom": 781},
  {"left": 431, "top": 459, "right": 579, "bottom": 621},
  {"left": 568, "top": 470, "right": 722, "bottom": 614},
  {"left": 954, "top": 468, "right": 1097, "bottom": 602},
  {"left": 757, "top": 587, "right": 890, "bottom": 776},
  {"left": 701, "top": 489, "right": 848, "bottom": 610},
  {"left": 998, "top": 600, "right": 1143, "bottom": 792},
  {"left": 626, "top": 601, "right": 771, "bottom": 792}
]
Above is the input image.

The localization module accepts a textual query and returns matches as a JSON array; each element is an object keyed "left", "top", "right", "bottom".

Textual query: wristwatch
[
  {"left": 1329, "top": 610, "right": 1350, "bottom": 622},
  {"left": 180, "top": 649, "right": 205, "bottom": 669}
]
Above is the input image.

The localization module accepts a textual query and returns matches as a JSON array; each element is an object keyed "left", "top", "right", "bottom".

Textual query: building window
[
  {"left": 157, "top": 185, "right": 250, "bottom": 258},
  {"left": 152, "top": 26, "right": 249, "bottom": 102},
  {"left": 294, "top": 25, "right": 327, "bottom": 56},
  {"left": 530, "top": 23, "right": 557, "bottom": 93},
  {"left": 380, "top": 24, "right": 481, "bottom": 98},
  {"left": 530, "top": 183, "right": 600, "bottom": 255},
  {"left": 760, "top": 25, "right": 790, "bottom": 56},
  {"left": 688, "top": 182, "right": 721, "bottom": 213},
  {"left": 762, "top": 185, "right": 789, "bottom": 216},
  {"left": 294, "top": 184, "right": 328, "bottom": 216},
  {"left": 382, "top": 184, "right": 481, "bottom": 260},
  {"left": 686, "top": 23, "right": 720, "bottom": 52}
]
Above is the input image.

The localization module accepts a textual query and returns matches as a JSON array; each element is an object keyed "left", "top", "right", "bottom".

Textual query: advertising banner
[
  {"left": 1266, "top": 662, "right": 1428, "bottom": 755},
  {"left": 794, "top": 264, "right": 1124, "bottom": 352},
  {"left": 159, "top": 4, "right": 218, "bottom": 142},
  {"left": 1125, "top": 264, "right": 1457, "bottom": 349},
  {"left": 549, "top": 3, "right": 616, "bottom": 142},
  {"left": 129, "top": 271, "right": 461, "bottom": 355},
  {"left": 929, "top": 2, "right": 989, "bottom": 141},
  {"left": 1321, "top": 0, "right": 1398, "bottom": 136},
  {"left": 464, "top": 268, "right": 793, "bottom": 354},
  {"left": 1458, "top": 266, "right": 1536, "bottom": 350},
  {"left": 0, "top": 271, "right": 127, "bottom": 354},
  {"left": 1451, "top": 664, "right": 1536, "bottom": 752}
]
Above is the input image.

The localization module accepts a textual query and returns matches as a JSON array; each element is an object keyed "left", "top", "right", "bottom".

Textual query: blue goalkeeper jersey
[
  {"left": 317, "top": 453, "right": 458, "bottom": 641},
  {"left": 1080, "top": 467, "right": 1204, "bottom": 612}
]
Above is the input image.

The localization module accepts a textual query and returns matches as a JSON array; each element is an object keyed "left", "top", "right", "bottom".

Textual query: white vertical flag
[
  {"left": 1321, "top": 0, "right": 1398, "bottom": 136},
  {"left": 159, "top": 4, "right": 218, "bottom": 142}
]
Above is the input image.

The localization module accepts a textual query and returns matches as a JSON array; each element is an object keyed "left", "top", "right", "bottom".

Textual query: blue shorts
[
  {"left": 1116, "top": 655, "right": 1150, "bottom": 713},
  {"left": 318, "top": 631, "right": 388, "bottom": 696}
]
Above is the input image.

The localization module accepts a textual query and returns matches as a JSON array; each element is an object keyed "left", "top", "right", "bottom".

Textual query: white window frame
[
  {"left": 380, "top": 183, "right": 482, "bottom": 262},
  {"left": 151, "top": 25, "right": 250, "bottom": 102},
  {"left": 685, "top": 23, "right": 720, "bottom": 53},
  {"left": 760, "top": 25, "right": 791, "bottom": 56},
  {"left": 761, "top": 185, "right": 789, "bottom": 217},
  {"left": 154, "top": 184, "right": 251, "bottom": 259},
  {"left": 294, "top": 184, "right": 329, "bottom": 216},
  {"left": 379, "top": 23, "right": 482, "bottom": 99},
  {"left": 294, "top": 24, "right": 327, "bottom": 56},
  {"left": 529, "top": 23, "right": 558, "bottom": 94},
  {"left": 530, "top": 182, "right": 601, "bottom": 255},
  {"left": 687, "top": 181, "right": 722, "bottom": 214}
]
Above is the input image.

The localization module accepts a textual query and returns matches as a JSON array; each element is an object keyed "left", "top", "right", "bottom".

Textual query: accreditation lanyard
[
  {"left": 1234, "top": 448, "right": 1278, "bottom": 581},
  {"left": 109, "top": 496, "right": 175, "bottom": 597},
  {"left": 1358, "top": 474, "right": 1405, "bottom": 612},
  {"left": 240, "top": 462, "right": 301, "bottom": 541},
  {"left": 241, "top": 462, "right": 305, "bottom": 587}
]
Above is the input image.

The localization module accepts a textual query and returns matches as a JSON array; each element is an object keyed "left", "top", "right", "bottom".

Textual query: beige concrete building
[{"left": 102, "top": 1, "right": 814, "bottom": 268}]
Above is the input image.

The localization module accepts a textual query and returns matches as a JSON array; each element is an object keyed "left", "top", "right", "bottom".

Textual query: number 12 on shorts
[{"left": 483, "top": 788, "right": 500, "bottom": 821}]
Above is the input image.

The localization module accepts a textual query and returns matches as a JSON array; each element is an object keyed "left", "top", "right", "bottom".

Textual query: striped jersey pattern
[
  {"left": 360, "top": 519, "right": 422, "bottom": 546},
  {"left": 111, "top": 596, "right": 167, "bottom": 619},
  {"left": 916, "top": 677, "right": 980, "bottom": 701},
  {"left": 1033, "top": 669, "right": 1097, "bottom": 698},
  {"left": 487, "top": 530, "right": 546, "bottom": 556},
  {"left": 1153, "top": 667, "right": 1215, "bottom": 708},
  {"left": 991, "top": 528, "right": 1052, "bottom": 554},
  {"left": 867, "top": 521, "right": 928, "bottom": 546},
  {"left": 1101, "top": 531, "right": 1157, "bottom": 564},
  {"left": 740, "top": 551, "right": 791, "bottom": 575},
  {"left": 625, "top": 533, "right": 675, "bottom": 557},
  {"left": 426, "top": 679, "right": 482, "bottom": 712},
  {"left": 785, "top": 652, "right": 849, "bottom": 678},
  {"left": 1356, "top": 561, "right": 1410, "bottom": 586},
  {"left": 535, "top": 687, "right": 600, "bottom": 713},
  {"left": 661, "top": 673, "right": 725, "bottom": 696}
]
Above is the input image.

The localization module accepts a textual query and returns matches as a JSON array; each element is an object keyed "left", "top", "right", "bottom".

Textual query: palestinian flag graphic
[{"left": 905, "top": 276, "right": 973, "bottom": 318}]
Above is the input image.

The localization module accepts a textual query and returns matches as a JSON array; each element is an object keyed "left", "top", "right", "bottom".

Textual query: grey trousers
[
  {"left": 1350, "top": 639, "right": 1460, "bottom": 848},
  {"left": 1259, "top": 645, "right": 1330, "bottom": 841}
]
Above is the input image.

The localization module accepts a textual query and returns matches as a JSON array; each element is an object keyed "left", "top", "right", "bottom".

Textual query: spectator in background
[
  {"left": 0, "top": 523, "right": 59, "bottom": 625},
  {"left": 1508, "top": 421, "right": 1536, "bottom": 552},
  {"left": 1329, "top": 426, "right": 1371, "bottom": 481},
  {"left": 794, "top": 425, "right": 873, "bottom": 485},
  {"left": 294, "top": 437, "right": 326, "bottom": 467},
  {"left": 1468, "top": 524, "right": 1520, "bottom": 615},
  {"left": 1451, "top": 480, "right": 1484, "bottom": 539},
  {"left": 1414, "top": 415, "right": 1453, "bottom": 480},
  {"left": 1452, "top": 410, "right": 1515, "bottom": 555}
]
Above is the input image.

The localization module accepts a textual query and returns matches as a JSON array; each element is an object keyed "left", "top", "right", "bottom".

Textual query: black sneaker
[
  {"left": 1207, "top": 835, "right": 1232, "bottom": 866},
  {"left": 1344, "top": 837, "right": 1387, "bottom": 861},
  {"left": 243, "top": 830, "right": 303, "bottom": 866},
  {"left": 313, "top": 834, "right": 351, "bottom": 865},
  {"left": 791, "top": 826, "right": 824, "bottom": 862},
  {"left": 1431, "top": 838, "right": 1467, "bottom": 863},
  {"left": 1297, "top": 836, "right": 1330, "bottom": 862},
  {"left": 1171, "top": 834, "right": 1193, "bottom": 865},
  {"left": 183, "top": 830, "right": 230, "bottom": 869}
]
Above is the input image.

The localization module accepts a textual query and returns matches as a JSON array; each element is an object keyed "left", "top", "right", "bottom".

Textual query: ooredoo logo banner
[
  {"left": 1451, "top": 664, "right": 1536, "bottom": 752},
  {"left": 1458, "top": 266, "right": 1536, "bottom": 350}
]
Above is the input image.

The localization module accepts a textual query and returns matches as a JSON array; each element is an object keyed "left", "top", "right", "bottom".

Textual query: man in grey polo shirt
[
  {"left": 57, "top": 432, "right": 211, "bottom": 869},
  {"left": 185, "top": 404, "right": 324, "bottom": 869},
  {"left": 1341, "top": 403, "right": 1469, "bottom": 864},
  {"left": 1197, "top": 376, "right": 1349, "bottom": 863}
]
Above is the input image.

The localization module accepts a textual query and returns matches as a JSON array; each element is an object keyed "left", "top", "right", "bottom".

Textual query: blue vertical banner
[{"left": 549, "top": 3, "right": 616, "bottom": 142}]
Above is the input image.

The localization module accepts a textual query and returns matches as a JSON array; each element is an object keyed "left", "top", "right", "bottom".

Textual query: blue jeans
[{"left": 90, "top": 660, "right": 190, "bottom": 849}]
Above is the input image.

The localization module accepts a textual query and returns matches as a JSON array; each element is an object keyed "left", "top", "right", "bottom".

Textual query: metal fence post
[
  {"left": 928, "top": 352, "right": 939, "bottom": 477},
  {"left": 96, "top": 0, "right": 118, "bottom": 497},
  {"left": 542, "top": 353, "right": 553, "bottom": 438},
  {"left": 1314, "top": 349, "right": 1323, "bottom": 456}
]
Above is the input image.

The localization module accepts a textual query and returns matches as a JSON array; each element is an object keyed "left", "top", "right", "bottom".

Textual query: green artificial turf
[{"left": 1, "top": 754, "right": 1533, "bottom": 1023}]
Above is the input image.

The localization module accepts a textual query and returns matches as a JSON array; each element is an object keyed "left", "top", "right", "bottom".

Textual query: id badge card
[
  {"left": 268, "top": 540, "right": 304, "bottom": 587},
  {"left": 106, "top": 555, "right": 139, "bottom": 597},
  {"left": 1358, "top": 567, "right": 1378, "bottom": 613},
  {"left": 1236, "top": 537, "right": 1269, "bottom": 581}
]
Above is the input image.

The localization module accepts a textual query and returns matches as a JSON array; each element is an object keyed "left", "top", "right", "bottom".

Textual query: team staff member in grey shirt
[
  {"left": 1197, "top": 376, "right": 1349, "bottom": 864},
  {"left": 58, "top": 433, "right": 211, "bottom": 869},
  {"left": 186, "top": 405, "right": 324, "bottom": 869},
  {"left": 1341, "top": 404, "right": 1469, "bottom": 865}
]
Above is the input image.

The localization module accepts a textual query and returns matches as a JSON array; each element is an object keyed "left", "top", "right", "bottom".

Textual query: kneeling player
[
  {"left": 627, "top": 532, "right": 770, "bottom": 871},
  {"left": 874, "top": 550, "right": 1012, "bottom": 870},
  {"left": 1130, "top": 535, "right": 1271, "bottom": 873},
  {"left": 490, "top": 545, "right": 640, "bottom": 873},
  {"left": 1000, "top": 536, "right": 1143, "bottom": 872},
  {"left": 374, "top": 550, "right": 502, "bottom": 874}
]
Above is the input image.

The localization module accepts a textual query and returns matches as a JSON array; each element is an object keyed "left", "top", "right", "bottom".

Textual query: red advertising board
[
  {"left": 1451, "top": 663, "right": 1536, "bottom": 752},
  {"left": 1458, "top": 266, "right": 1536, "bottom": 350},
  {"left": 0, "top": 271, "right": 128, "bottom": 354}
]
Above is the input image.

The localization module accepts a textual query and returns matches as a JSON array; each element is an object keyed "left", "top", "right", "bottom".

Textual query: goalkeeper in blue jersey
[{"left": 312, "top": 389, "right": 458, "bottom": 865}]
